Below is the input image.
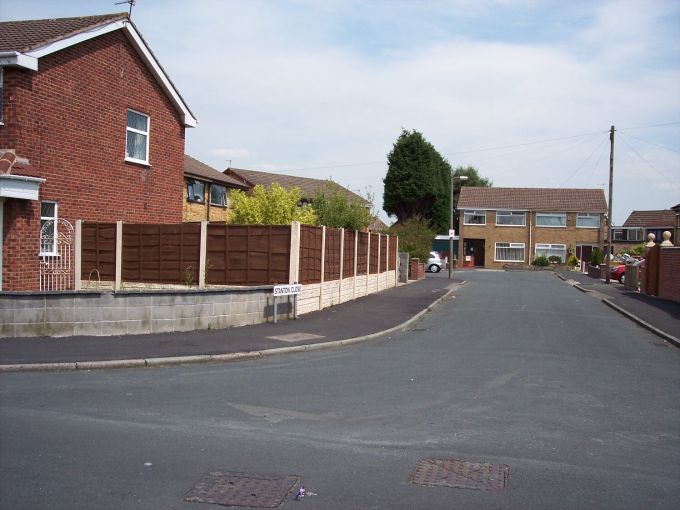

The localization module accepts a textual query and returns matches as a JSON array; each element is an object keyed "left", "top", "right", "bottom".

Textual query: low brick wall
[
  {"left": 409, "top": 259, "right": 425, "bottom": 280},
  {"left": 0, "top": 287, "right": 289, "bottom": 338},
  {"left": 658, "top": 247, "right": 680, "bottom": 303}
]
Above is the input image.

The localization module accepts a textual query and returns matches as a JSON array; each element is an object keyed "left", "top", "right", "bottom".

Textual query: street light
[{"left": 449, "top": 174, "right": 468, "bottom": 279}]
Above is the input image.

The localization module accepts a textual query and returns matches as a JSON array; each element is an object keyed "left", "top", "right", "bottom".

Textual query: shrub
[
  {"left": 590, "top": 247, "right": 604, "bottom": 266},
  {"left": 627, "top": 243, "right": 646, "bottom": 257},
  {"left": 532, "top": 256, "right": 550, "bottom": 267},
  {"left": 388, "top": 215, "right": 434, "bottom": 261},
  {"left": 548, "top": 255, "right": 562, "bottom": 264},
  {"left": 567, "top": 255, "right": 579, "bottom": 268}
]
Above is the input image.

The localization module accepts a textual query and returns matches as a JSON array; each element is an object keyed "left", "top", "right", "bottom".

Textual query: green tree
[
  {"left": 452, "top": 166, "right": 492, "bottom": 230},
  {"left": 383, "top": 129, "right": 451, "bottom": 233},
  {"left": 389, "top": 215, "right": 434, "bottom": 261},
  {"left": 229, "top": 183, "right": 317, "bottom": 225},
  {"left": 313, "top": 181, "right": 373, "bottom": 230}
]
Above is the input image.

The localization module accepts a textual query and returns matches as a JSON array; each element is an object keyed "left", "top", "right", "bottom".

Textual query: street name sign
[{"left": 273, "top": 284, "right": 303, "bottom": 296}]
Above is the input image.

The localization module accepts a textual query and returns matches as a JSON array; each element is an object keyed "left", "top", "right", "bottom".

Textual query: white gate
[{"left": 39, "top": 218, "right": 74, "bottom": 291}]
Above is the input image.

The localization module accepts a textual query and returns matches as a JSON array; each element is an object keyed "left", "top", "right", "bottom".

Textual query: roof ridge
[{"left": 0, "top": 12, "right": 127, "bottom": 25}]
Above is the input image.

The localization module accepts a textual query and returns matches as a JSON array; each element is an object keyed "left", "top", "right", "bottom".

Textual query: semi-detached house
[
  {"left": 0, "top": 13, "right": 196, "bottom": 291},
  {"left": 457, "top": 187, "right": 607, "bottom": 269}
]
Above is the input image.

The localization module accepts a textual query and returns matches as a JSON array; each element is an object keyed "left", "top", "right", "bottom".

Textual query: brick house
[
  {"left": 0, "top": 13, "right": 196, "bottom": 291},
  {"left": 224, "top": 168, "right": 368, "bottom": 206},
  {"left": 457, "top": 187, "right": 607, "bottom": 269},
  {"left": 612, "top": 206, "right": 679, "bottom": 252},
  {"left": 183, "top": 155, "right": 248, "bottom": 222}
]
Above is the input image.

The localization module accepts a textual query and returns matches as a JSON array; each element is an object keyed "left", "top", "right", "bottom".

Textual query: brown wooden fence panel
[
  {"left": 324, "top": 228, "right": 341, "bottom": 281},
  {"left": 357, "top": 232, "right": 369, "bottom": 275},
  {"left": 343, "top": 230, "right": 356, "bottom": 278},
  {"left": 299, "top": 225, "right": 322, "bottom": 284},
  {"left": 369, "top": 233, "right": 379, "bottom": 273},
  {"left": 206, "top": 224, "right": 290, "bottom": 285},
  {"left": 388, "top": 235, "right": 397, "bottom": 270},
  {"left": 81, "top": 222, "right": 116, "bottom": 281},
  {"left": 379, "top": 234, "right": 388, "bottom": 272},
  {"left": 122, "top": 223, "right": 201, "bottom": 284}
]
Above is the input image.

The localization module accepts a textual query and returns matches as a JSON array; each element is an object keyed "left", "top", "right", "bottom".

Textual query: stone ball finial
[
  {"left": 660, "top": 230, "right": 674, "bottom": 247},
  {"left": 646, "top": 233, "right": 656, "bottom": 247}
]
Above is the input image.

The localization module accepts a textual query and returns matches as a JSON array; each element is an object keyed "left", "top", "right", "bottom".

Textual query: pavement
[
  {"left": 556, "top": 269, "right": 680, "bottom": 347},
  {"left": 0, "top": 276, "right": 460, "bottom": 371}
]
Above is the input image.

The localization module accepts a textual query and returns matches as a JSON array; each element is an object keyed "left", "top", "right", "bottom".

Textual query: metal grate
[
  {"left": 409, "top": 458, "right": 509, "bottom": 492},
  {"left": 185, "top": 471, "right": 300, "bottom": 508}
]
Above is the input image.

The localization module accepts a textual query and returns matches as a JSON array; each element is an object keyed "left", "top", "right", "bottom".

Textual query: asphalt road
[{"left": 1, "top": 271, "right": 678, "bottom": 509}]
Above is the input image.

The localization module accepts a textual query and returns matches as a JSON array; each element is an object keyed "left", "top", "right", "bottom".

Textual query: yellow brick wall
[
  {"left": 459, "top": 211, "right": 605, "bottom": 269},
  {"left": 182, "top": 181, "right": 232, "bottom": 222}
]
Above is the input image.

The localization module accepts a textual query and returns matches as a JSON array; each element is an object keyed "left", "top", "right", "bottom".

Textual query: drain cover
[
  {"left": 409, "top": 458, "right": 509, "bottom": 491},
  {"left": 266, "top": 332, "right": 326, "bottom": 342},
  {"left": 184, "top": 471, "right": 300, "bottom": 508}
]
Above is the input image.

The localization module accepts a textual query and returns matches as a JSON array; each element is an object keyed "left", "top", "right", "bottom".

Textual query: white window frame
[
  {"left": 39, "top": 200, "right": 58, "bottom": 256},
  {"left": 535, "top": 243, "right": 567, "bottom": 262},
  {"left": 125, "top": 109, "right": 150, "bottom": 165},
  {"left": 209, "top": 184, "right": 228, "bottom": 207},
  {"left": 613, "top": 227, "right": 642, "bottom": 242},
  {"left": 495, "top": 242, "right": 525, "bottom": 262},
  {"left": 536, "top": 212, "right": 567, "bottom": 228},
  {"left": 496, "top": 210, "right": 526, "bottom": 227},
  {"left": 576, "top": 213, "right": 600, "bottom": 229},
  {"left": 463, "top": 210, "right": 486, "bottom": 225}
]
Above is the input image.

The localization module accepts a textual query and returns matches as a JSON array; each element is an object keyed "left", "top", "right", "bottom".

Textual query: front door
[{"left": 463, "top": 239, "right": 486, "bottom": 267}]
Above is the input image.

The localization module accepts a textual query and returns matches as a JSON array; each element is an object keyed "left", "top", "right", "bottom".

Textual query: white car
[{"left": 427, "top": 251, "right": 443, "bottom": 273}]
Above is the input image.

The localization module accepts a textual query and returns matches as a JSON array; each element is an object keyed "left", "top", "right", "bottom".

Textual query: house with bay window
[
  {"left": 0, "top": 13, "right": 196, "bottom": 291},
  {"left": 457, "top": 187, "right": 607, "bottom": 269}
]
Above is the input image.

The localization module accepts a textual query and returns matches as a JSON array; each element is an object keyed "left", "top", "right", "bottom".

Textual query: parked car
[
  {"left": 427, "top": 251, "right": 443, "bottom": 273},
  {"left": 610, "top": 264, "right": 626, "bottom": 283},
  {"left": 610, "top": 259, "right": 644, "bottom": 284}
]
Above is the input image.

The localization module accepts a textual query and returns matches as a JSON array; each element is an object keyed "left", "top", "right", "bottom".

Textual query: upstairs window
[
  {"left": 613, "top": 228, "right": 641, "bottom": 242},
  {"left": 463, "top": 210, "right": 486, "bottom": 225},
  {"left": 39, "top": 201, "right": 58, "bottom": 256},
  {"left": 187, "top": 179, "right": 205, "bottom": 203},
  {"left": 125, "top": 109, "right": 149, "bottom": 164},
  {"left": 496, "top": 211, "right": 526, "bottom": 226},
  {"left": 536, "top": 212, "right": 566, "bottom": 227},
  {"left": 210, "top": 184, "right": 227, "bottom": 207},
  {"left": 576, "top": 213, "right": 600, "bottom": 228}
]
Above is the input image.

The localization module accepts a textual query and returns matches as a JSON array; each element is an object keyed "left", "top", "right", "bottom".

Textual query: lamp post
[{"left": 449, "top": 174, "right": 468, "bottom": 279}]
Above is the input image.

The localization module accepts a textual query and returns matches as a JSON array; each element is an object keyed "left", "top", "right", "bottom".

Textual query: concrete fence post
[
  {"left": 289, "top": 221, "right": 301, "bottom": 284},
  {"left": 377, "top": 234, "right": 382, "bottom": 290},
  {"left": 366, "top": 232, "right": 371, "bottom": 295},
  {"left": 394, "top": 236, "right": 399, "bottom": 287},
  {"left": 339, "top": 228, "right": 345, "bottom": 303},
  {"left": 199, "top": 221, "right": 208, "bottom": 289},
  {"left": 353, "top": 229, "right": 358, "bottom": 299},
  {"left": 319, "top": 226, "right": 326, "bottom": 310},
  {"left": 114, "top": 220, "right": 123, "bottom": 291},
  {"left": 74, "top": 220, "right": 82, "bottom": 291}
]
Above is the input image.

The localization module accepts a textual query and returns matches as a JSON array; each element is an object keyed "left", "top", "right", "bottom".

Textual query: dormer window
[{"left": 125, "top": 109, "right": 149, "bottom": 164}]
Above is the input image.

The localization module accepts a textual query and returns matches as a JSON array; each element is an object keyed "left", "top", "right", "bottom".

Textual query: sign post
[{"left": 272, "top": 283, "right": 303, "bottom": 323}]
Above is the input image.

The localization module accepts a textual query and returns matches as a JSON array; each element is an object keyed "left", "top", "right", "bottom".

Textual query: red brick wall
[
  {"left": 1, "top": 30, "right": 187, "bottom": 290},
  {"left": 658, "top": 247, "right": 680, "bottom": 303}
]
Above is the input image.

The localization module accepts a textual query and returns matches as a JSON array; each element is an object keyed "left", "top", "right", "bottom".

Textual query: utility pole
[{"left": 605, "top": 125, "right": 615, "bottom": 284}]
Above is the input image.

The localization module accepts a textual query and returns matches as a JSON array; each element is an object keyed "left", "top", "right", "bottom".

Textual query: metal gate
[{"left": 39, "top": 218, "right": 74, "bottom": 291}]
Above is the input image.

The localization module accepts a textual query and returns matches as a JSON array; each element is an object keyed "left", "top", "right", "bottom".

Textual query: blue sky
[{"left": 3, "top": 0, "right": 679, "bottom": 225}]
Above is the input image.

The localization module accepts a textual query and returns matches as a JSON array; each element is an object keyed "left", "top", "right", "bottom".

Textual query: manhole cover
[
  {"left": 409, "top": 458, "right": 509, "bottom": 492},
  {"left": 266, "top": 332, "right": 326, "bottom": 342},
  {"left": 184, "top": 471, "right": 300, "bottom": 508}
]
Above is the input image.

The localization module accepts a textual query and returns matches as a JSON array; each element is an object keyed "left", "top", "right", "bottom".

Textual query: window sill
[
  {"left": 495, "top": 224, "right": 526, "bottom": 227},
  {"left": 209, "top": 203, "right": 228, "bottom": 208},
  {"left": 463, "top": 223, "right": 486, "bottom": 227},
  {"left": 187, "top": 199, "right": 205, "bottom": 204},
  {"left": 125, "top": 157, "right": 151, "bottom": 168},
  {"left": 535, "top": 225, "right": 566, "bottom": 228},
  {"left": 576, "top": 226, "right": 600, "bottom": 229}
]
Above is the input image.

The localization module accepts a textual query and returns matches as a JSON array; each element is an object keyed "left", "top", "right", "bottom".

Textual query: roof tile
[
  {"left": 457, "top": 187, "right": 607, "bottom": 212},
  {"left": 0, "top": 13, "right": 128, "bottom": 53},
  {"left": 184, "top": 156, "right": 248, "bottom": 188},
  {"left": 622, "top": 210, "right": 677, "bottom": 227}
]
